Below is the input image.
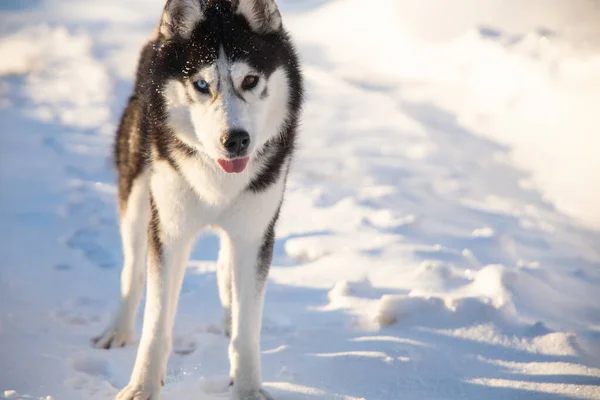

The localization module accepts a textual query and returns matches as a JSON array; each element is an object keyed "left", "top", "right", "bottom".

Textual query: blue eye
[{"left": 194, "top": 79, "right": 210, "bottom": 94}]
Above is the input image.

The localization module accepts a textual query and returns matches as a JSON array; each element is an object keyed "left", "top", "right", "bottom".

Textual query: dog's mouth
[{"left": 217, "top": 157, "right": 250, "bottom": 174}]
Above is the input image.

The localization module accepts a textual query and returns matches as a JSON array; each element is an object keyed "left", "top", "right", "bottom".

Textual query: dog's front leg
[
  {"left": 217, "top": 230, "right": 234, "bottom": 338},
  {"left": 222, "top": 212, "right": 278, "bottom": 400},
  {"left": 117, "top": 198, "right": 194, "bottom": 400},
  {"left": 227, "top": 231, "right": 274, "bottom": 400}
]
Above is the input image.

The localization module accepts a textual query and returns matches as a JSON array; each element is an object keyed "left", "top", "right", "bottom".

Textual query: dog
[{"left": 91, "top": 1, "right": 303, "bottom": 398}]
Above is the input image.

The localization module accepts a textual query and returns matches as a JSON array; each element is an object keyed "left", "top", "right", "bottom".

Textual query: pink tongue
[{"left": 218, "top": 157, "right": 249, "bottom": 174}]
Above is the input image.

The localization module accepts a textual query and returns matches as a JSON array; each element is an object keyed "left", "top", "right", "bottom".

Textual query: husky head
[{"left": 150, "top": 0, "right": 301, "bottom": 174}]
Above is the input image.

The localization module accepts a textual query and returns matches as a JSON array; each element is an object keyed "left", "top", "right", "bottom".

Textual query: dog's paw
[
  {"left": 92, "top": 322, "right": 133, "bottom": 349},
  {"left": 232, "top": 388, "right": 274, "bottom": 400},
  {"left": 116, "top": 380, "right": 163, "bottom": 400}
]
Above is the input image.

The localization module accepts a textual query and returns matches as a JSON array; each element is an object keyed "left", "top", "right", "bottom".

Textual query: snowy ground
[{"left": 1, "top": 1, "right": 600, "bottom": 399}]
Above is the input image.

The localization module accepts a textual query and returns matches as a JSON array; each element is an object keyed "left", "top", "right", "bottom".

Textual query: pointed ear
[
  {"left": 160, "top": 0, "right": 206, "bottom": 40},
  {"left": 234, "top": 0, "right": 282, "bottom": 34}
]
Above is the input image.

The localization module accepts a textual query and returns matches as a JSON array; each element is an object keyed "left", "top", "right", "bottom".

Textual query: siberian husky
[{"left": 92, "top": 1, "right": 303, "bottom": 398}]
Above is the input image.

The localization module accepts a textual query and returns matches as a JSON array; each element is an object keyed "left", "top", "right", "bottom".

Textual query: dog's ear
[
  {"left": 234, "top": 0, "right": 282, "bottom": 34},
  {"left": 160, "top": 0, "right": 207, "bottom": 40}
]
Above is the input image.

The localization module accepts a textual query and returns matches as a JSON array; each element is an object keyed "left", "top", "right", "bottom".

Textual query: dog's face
[{"left": 154, "top": 0, "right": 293, "bottom": 173}]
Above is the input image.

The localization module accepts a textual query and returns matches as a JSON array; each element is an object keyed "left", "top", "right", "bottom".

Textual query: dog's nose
[{"left": 221, "top": 130, "right": 250, "bottom": 157}]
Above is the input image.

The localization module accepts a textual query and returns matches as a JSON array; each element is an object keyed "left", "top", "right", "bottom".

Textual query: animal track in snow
[
  {"left": 66, "top": 228, "right": 115, "bottom": 269},
  {"left": 70, "top": 355, "right": 110, "bottom": 377},
  {"left": 51, "top": 297, "right": 103, "bottom": 326},
  {"left": 173, "top": 335, "right": 197, "bottom": 356}
]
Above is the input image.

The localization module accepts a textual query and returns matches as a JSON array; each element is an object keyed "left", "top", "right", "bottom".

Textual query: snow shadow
[{"left": 257, "top": 280, "right": 597, "bottom": 400}]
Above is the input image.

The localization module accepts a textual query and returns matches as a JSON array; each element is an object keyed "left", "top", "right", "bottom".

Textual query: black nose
[{"left": 221, "top": 130, "right": 250, "bottom": 157}]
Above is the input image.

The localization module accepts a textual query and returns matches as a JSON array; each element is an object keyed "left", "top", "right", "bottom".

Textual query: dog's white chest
[{"left": 176, "top": 156, "right": 256, "bottom": 206}]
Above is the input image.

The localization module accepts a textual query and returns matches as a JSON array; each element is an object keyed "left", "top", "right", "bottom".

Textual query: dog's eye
[
  {"left": 242, "top": 75, "right": 260, "bottom": 91},
  {"left": 194, "top": 79, "right": 210, "bottom": 94}
]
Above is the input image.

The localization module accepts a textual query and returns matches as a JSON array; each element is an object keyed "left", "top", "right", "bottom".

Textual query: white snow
[{"left": 1, "top": 0, "right": 600, "bottom": 399}]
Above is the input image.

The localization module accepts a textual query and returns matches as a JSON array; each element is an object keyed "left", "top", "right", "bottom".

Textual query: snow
[{"left": 1, "top": 1, "right": 600, "bottom": 399}]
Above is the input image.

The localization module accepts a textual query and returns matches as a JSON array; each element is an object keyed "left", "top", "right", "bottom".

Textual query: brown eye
[{"left": 242, "top": 75, "right": 259, "bottom": 91}]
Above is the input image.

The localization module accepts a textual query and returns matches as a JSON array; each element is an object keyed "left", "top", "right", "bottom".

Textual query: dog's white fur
[
  {"left": 113, "top": 159, "right": 286, "bottom": 399},
  {"left": 165, "top": 49, "right": 290, "bottom": 184},
  {"left": 96, "top": 1, "right": 291, "bottom": 396},
  {"left": 94, "top": 170, "right": 150, "bottom": 349}
]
